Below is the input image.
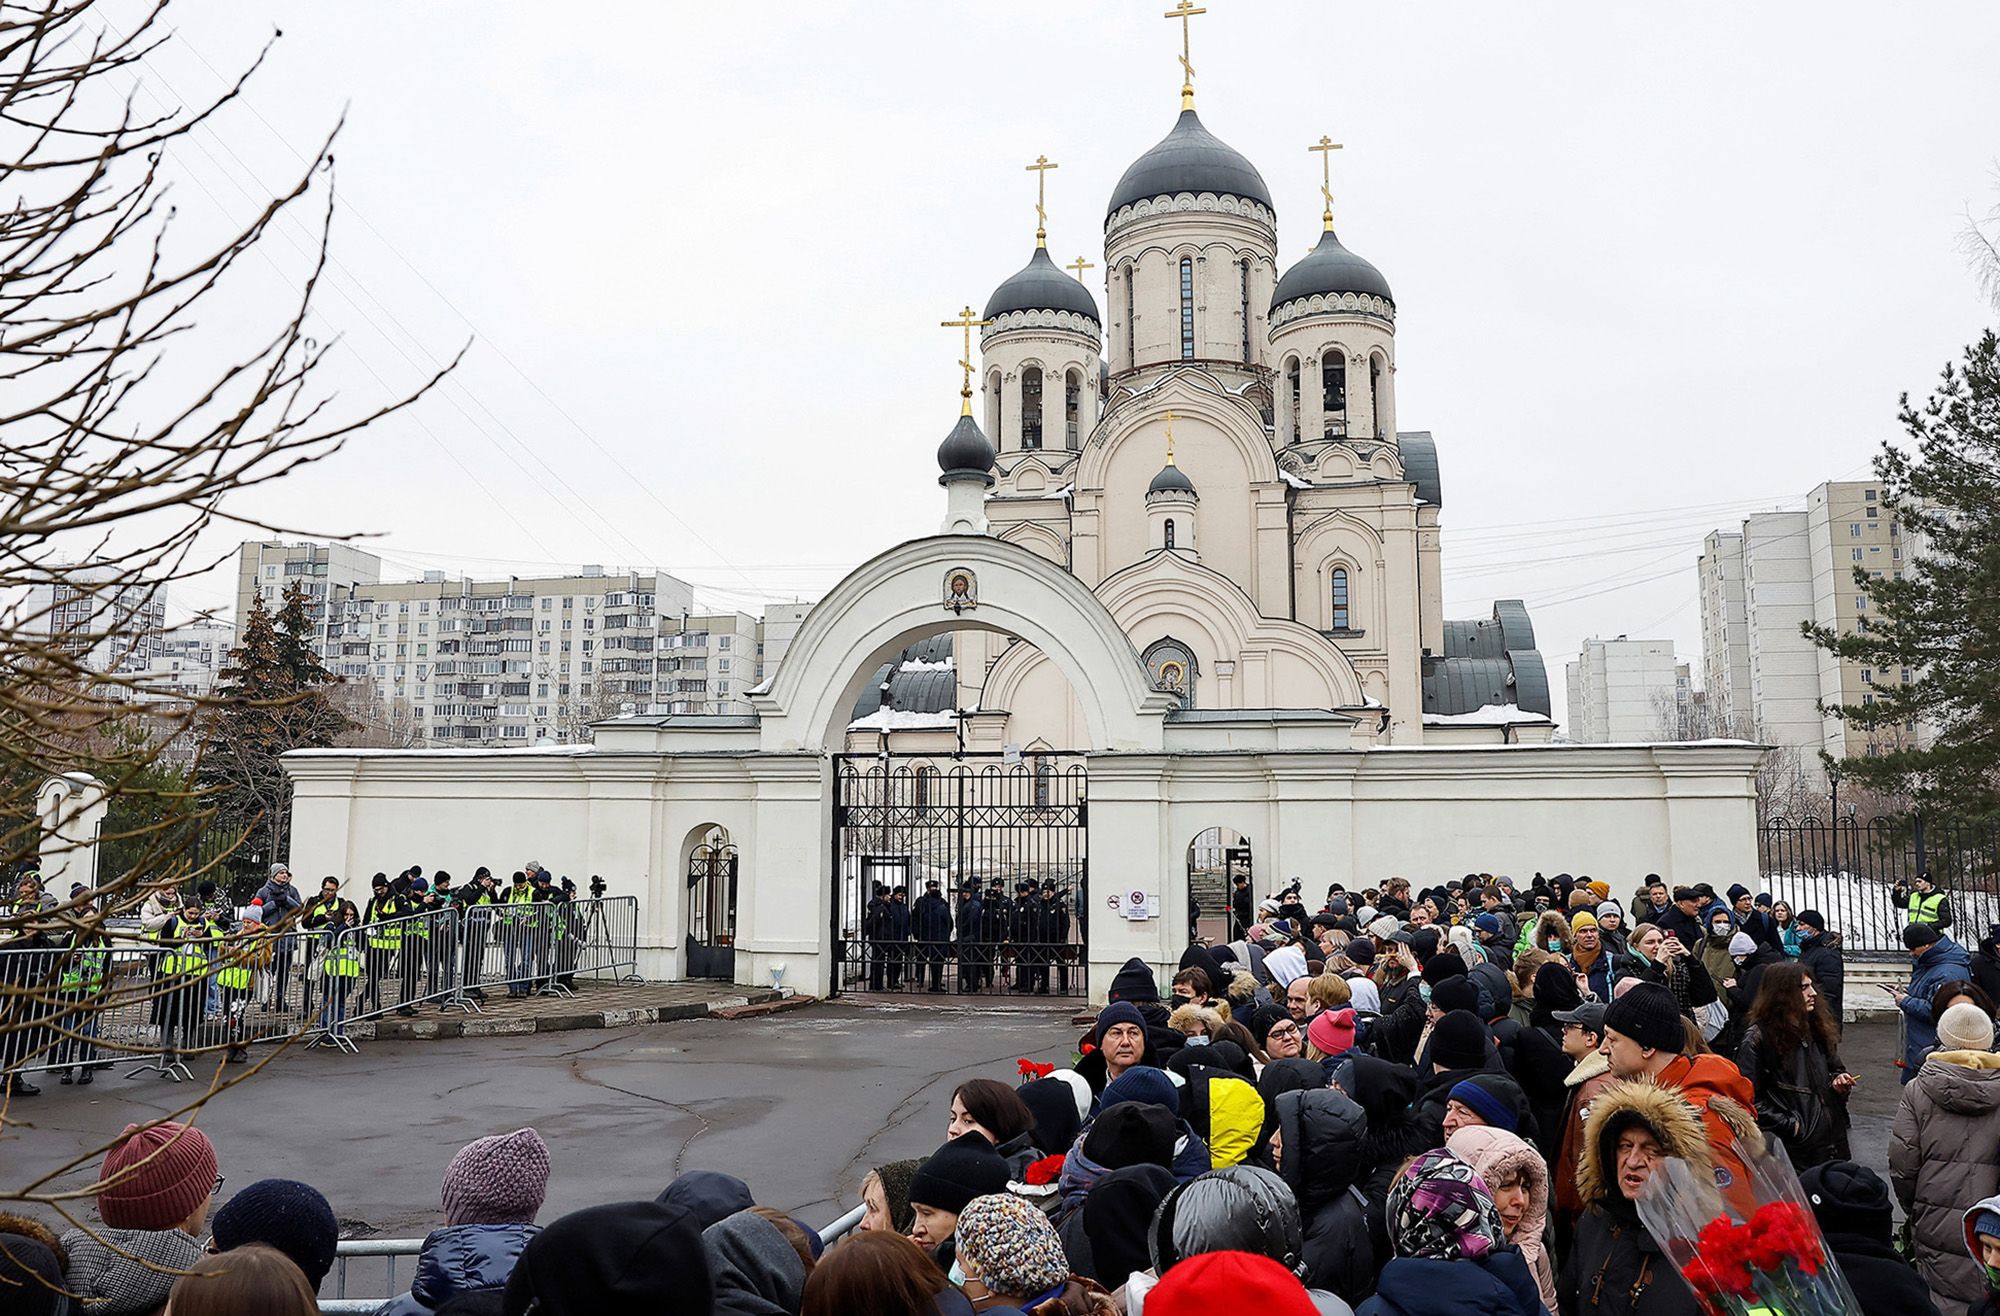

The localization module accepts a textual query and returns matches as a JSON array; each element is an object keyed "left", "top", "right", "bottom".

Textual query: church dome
[
  {"left": 983, "top": 247, "right": 1100, "bottom": 324},
  {"left": 1272, "top": 228, "right": 1394, "bottom": 312},
  {"left": 1147, "top": 461, "right": 1197, "bottom": 496},
  {"left": 1107, "top": 109, "right": 1273, "bottom": 218},
  {"left": 936, "top": 412, "right": 996, "bottom": 481}
]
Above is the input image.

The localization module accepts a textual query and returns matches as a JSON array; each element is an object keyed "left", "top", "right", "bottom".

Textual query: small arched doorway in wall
[
  {"left": 1187, "top": 826, "right": 1253, "bottom": 947},
  {"left": 685, "top": 825, "right": 738, "bottom": 980}
]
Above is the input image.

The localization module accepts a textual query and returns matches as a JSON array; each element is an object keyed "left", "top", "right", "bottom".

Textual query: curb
[{"left": 342, "top": 989, "right": 790, "bottom": 1042}]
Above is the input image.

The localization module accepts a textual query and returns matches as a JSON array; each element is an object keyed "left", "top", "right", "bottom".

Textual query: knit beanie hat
[
  {"left": 1570, "top": 911, "right": 1599, "bottom": 931},
  {"left": 1903, "top": 923, "right": 1941, "bottom": 949},
  {"left": 1800, "top": 1161, "right": 1893, "bottom": 1240},
  {"left": 1387, "top": 1149, "right": 1506, "bottom": 1262},
  {"left": 98, "top": 1122, "right": 218, "bottom": 1231},
  {"left": 0, "top": 1233, "right": 64, "bottom": 1316},
  {"left": 1727, "top": 932, "right": 1756, "bottom": 957},
  {"left": 1796, "top": 910, "right": 1826, "bottom": 933},
  {"left": 1101, "top": 1066, "right": 1179, "bottom": 1113},
  {"left": 1018, "top": 1076, "right": 1085, "bottom": 1157},
  {"left": 1472, "top": 913, "right": 1502, "bottom": 936},
  {"left": 1107, "top": 958, "right": 1161, "bottom": 1004},
  {"left": 1449, "top": 1079, "right": 1519, "bottom": 1133},
  {"left": 1146, "top": 1250, "right": 1317, "bottom": 1316},
  {"left": 210, "top": 1178, "right": 339, "bottom": 1284},
  {"left": 1429, "top": 1011, "right": 1488, "bottom": 1071},
  {"left": 956, "top": 1194, "right": 1070, "bottom": 1297},
  {"left": 1937, "top": 1001, "right": 1997, "bottom": 1053},
  {"left": 909, "top": 1133, "right": 1009, "bottom": 1215},
  {"left": 657, "top": 1171, "right": 755, "bottom": 1232},
  {"left": 1094, "top": 1000, "right": 1148, "bottom": 1047},
  {"left": 1420, "top": 952, "right": 1467, "bottom": 986},
  {"left": 1307, "top": 1006, "right": 1356, "bottom": 1057},
  {"left": 1587, "top": 881, "right": 1611, "bottom": 901},
  {"left": 1603, "top": 982, "right": 1685, "bottom": 1053},
  {"left": 442, "top": 1128, "right": 550, "bottom": 1227},
  {"left": 1344, "top": 937, "right": 1376, "bottom": 966},
  {"left": 1430, "top": 975, "right": 1479, "bottom": 1016},
  {"left": 1727, "top": 884, "right": 1751, "bottom": 902},
  {"left": 1532, "top": 960, "right": 1583, "bottom": 1015},
  {"left": 1081, "top": 1102, "right": 1179, "bottom": 1171},
  {"left": 1597, "top": 901, "right": 1624, "bottom": 922},
  {"left": 501, "top": 1200, "right": 710, "bottom": 1316}
]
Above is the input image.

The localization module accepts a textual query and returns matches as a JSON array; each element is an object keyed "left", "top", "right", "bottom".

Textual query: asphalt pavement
[{"left": 2, "top": 1006, "right": 1907, "bottom": 1245}]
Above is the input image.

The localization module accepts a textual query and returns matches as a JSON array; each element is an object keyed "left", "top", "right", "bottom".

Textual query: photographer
[{"left": 457, "top": 867, "right": 499, "bottom": 1002}]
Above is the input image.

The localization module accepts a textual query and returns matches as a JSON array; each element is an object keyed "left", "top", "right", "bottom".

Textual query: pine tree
[
  {"left": 1807, "top": 328, "right": 2000, "bottom": 823},
  {"left": 198, "top": 585, "right": 352, "bottom": 868}
]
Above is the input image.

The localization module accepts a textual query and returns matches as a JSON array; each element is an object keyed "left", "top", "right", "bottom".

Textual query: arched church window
[
  {"left": 1245, "top": 379, "right": 1274, "bottom": 432},
  {"left": 1331, "top": 567, "right": 1351, "bottom": 630},
  {"left": 1124, "top": 265, "right": 1136, "bottom": 366},
  {"left": 1064, "top": 370, "right": 1082, "bottom": 448},
  {"left": 1370, "top": 356, "right": 1385, "bottom": 440},
  {"left": 1239, "top": 259, "right": 1253, "bottom": 363},
  {"left": 986, "top": 369, "right": 1002, "bottom": 441},
  {"left": 1163, "top": 518, "right": 1176, "bottom": 549},
  {"left": 1179, "top": 257, "right": 1195, "bottom": 360},
  {"left": 1021, "top": 368, "right": 1044, "bottom": 450},
  {"left": 1285, "top": 358, "right": 1301, "bottom": 444},
  {"left": 1323, "top": 356, "right": 1347, "bottom": 438},
  {"left": 1033, "top": 756, "right": 1052, "bottom": 807},
  {"left": 1142, "top": 637, "right": 1198, "bottom": 710}
]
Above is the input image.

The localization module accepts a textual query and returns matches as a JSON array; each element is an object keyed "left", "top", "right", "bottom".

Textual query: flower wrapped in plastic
[{"left": 1634, "top": 1136, "right": 1862, "bottom": 1315}]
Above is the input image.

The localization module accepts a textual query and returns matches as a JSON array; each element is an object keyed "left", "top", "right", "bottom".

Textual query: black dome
[
  {"left": 983, "top": 247, "right": 1099, "bottom": 324},
  {"left": 1107, "top": 109, "right": 1273, "bottom": 218},
  {"left": 1271, "top": 228, "right": 1394, "bottom": 311},
  {"left": 1147, "top": 461, "right": 1197, "bottom": 496},
  {"left": 936, "top": 412, "right": 995, "bottom": 481}
]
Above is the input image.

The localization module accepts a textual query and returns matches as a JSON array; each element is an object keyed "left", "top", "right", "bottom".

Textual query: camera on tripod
[{"left": 589, "top": 874, "right": 607, "bottom": 900}]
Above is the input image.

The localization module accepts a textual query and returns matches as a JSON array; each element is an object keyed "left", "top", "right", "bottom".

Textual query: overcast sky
[{"left": 116, "top": 1, "right": 2000, "bottom": 727}]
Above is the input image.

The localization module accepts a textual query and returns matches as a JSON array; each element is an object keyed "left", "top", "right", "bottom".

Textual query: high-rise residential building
[
  {"left": 30, "top": 563, "right": 168, "bottom": 676},
  {"left": 235, "top": 541, "right": 385, "bottom": 640},
  {"left": 1697, "top": 479, "right": 1915, "bottom": 772},
  {"left": 1564, "top": 636, "right": 1685, "bottom": 742}
]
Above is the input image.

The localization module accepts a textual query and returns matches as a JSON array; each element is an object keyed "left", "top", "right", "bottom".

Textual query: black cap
[
  {"left": 1553, "top": 1001, "right": 1608, "bottom": 1035},
  {"left": 1801, "top": 1161, "right": 1893, "bottom": 1239},
  {"left": 1795, "top": 909, "right": 1825, "bottom": 932},
  {"left": 1602, "top": 982, "right": 1684, "bottom": 1053},
  {"left": 1903, "top": 922, "right": 1941, "bottom": 949},
  {"left": 1672, "top": 886, "right": 1697, "bottom": 902},
  {"left": 371, "top": 875, "right": 389, "bottom": 888},
  {"left": 908, "top": 1133, "right": 1009, "bottom": 1215}
]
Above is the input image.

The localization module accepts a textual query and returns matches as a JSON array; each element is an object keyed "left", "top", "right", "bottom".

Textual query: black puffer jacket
[
  {"left": 1341, "top": 1055, "right": 1428, "bottom": 1271},
  {"left": 1492, "top": 1016, "right": 1568, "bottom": 1162},
  {"left": 1821, "top": 1231, "right": 1941, "bottom": 1316},
  {"left": 1797, "top": 931, "right": 1846, "bottom": 1020},
  {"left": 1275, "top": 1088, "right": 1374, "bottom": 1306}
]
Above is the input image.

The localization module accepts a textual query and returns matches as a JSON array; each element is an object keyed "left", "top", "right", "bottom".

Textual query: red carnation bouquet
[
  {"left": 1016, "top": 1058, "right": 1056, "bottom": 1082},
  {"left": 1635, "top": 1140, "right": 1861, "bottom": 1315}
]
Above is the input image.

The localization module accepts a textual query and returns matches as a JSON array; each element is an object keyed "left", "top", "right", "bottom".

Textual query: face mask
[
  {"left": 948, "top": 1259, "right": 968, "bottom": 1287},
  {"left": 1547, "top": 939, "right": 1564, "bottom": 952},
  {"left": 1185, "top": 1034, "right": 1210, "bottom": 1046}
]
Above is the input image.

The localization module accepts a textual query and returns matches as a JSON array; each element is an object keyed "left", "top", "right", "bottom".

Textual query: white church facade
[{"left": 284, "top": 30, "right": 1764, "bottom": 1001}]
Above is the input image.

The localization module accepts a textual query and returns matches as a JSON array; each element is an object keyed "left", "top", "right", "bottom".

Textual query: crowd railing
[{"left": 0, "top": 896, "right": 641, "bottom": 1080}]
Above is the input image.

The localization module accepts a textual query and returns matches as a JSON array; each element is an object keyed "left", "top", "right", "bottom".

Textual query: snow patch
[
  {"left": 1421, "top": 703, "right": 1552, "bottom": 727},
  {"left": 1280, "top": 469, "right": 1312, "bottom": 490},
  {"left": 900, "top": 657, "right": 954, "bottom": 672},
  {"left": 847, "top": 708, "right": 959, "bottom": 732}
]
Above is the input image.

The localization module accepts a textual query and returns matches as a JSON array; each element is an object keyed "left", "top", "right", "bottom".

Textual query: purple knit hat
[
  {"left": 441, "top": 1128, "right": 550, "bottom": 1226},
  {"left": 1386, "top": 1149, "right": 1505, "bottom": 1262}
]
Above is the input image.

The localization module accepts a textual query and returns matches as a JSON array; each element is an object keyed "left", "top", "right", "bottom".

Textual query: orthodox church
[{"left": 854, "top": 57, "right": 1552, "bottom": 751}]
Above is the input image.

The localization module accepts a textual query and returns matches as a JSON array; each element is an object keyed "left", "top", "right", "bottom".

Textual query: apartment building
[
  {"left": 1564, "top": 636, "right": 1686, "bottom": 742},
  {"left": 31, "top": 563, "right": 168, "bottom": 676}
]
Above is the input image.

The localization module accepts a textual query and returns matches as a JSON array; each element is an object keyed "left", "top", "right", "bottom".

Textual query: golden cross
[
  {"left": 1163, "top": 1, "right": 1208, "bottom": 110},
  {"left": 1025, "top": 154, "right": 1059, "bottom": 248},
  {"left": 940, "top": 305, "right": 992, "bottom": 416},
  {"left": 1164, "top": 409, "right": 1177, "bottom": 465},
  {"left": 1066, "top": 255, "right": 1095, "bottom": 282},
  {"left": 1310, "top": 135, "right": 1344, "bottom": 232}
]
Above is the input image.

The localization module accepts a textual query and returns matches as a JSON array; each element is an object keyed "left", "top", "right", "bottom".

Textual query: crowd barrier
[
  {"left": 0, "top": 897, "right": 640, "bottom": 1080},
  {"left": 316, "top": 1203, "right": 866, "bottom": 1313}
]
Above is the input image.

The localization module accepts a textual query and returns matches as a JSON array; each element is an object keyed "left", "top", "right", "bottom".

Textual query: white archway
[{"left": 752, "top": 536, "right": 1178, "bottom": 754}]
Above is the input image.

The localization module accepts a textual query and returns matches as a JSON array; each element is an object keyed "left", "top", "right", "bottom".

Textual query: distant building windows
[
  {"left": 1849, "top": 524, "right": 1862, "bottom": 538},
  {"left": 1866, "top": 506, "right": 1878, "bottom": 518},
  {"left": 1851, "top": 548, "right": 1863, "bottom": 562},
  {"left": 1179, "top": 257, "right": 1195, "bottom": 359},
  {"left": 1330, "top": 567, "right": 1351, "bottom": 630},
  {"left": 1864, "top": 489, "right": 1876, "bottom": 501}
]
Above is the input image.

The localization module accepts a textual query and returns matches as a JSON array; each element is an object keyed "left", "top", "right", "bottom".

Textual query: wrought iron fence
[
  {"left": 0, "top": 897, "right": 640, "bottom": 1079},
  {"left": 1756, "top": 814, "right": 2000, "bottom": 952}
]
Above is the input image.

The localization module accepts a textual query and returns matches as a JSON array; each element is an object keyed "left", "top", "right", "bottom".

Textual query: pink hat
[
  {"left": 441, "top": 1128, "right": 550, "bottom": 1226},
  {"left": 1308, "top": 1006, "right": 1356, "bottom": 1057},
  {"left": 98, "top": 1122, "right": 218, "bottom": 1231}
]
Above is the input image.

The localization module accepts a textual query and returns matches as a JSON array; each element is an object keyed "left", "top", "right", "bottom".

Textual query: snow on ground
[{"left": 1758, "top": 868, "right": 1998, "bottom": 953}]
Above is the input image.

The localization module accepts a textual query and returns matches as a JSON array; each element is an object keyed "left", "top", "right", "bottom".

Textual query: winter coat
[
  {"left": 61, "top": 1225, "right": 202, "bottom": 1316},
  {"left": 253, "top": 878, "right": 305, "bottom": 923},
  {"left": 1356, "top": 1252, "right": 1548, "bottom": 1316},
  {"left": 1902, "top": 938, "right": 1976, "bottom": 1075},
  {"left": 379, "top": 1224, "right": 540, "bottom": 1316},
  {"left": 1148, "top": 1165, "right": 1304, "bottom": 1277},
  {"left": 1561, "top": 1079, "right": 1714, "bottom": 1316},
  {"left": 1797, "top": 931, "right": 1846, "bottom": 1020},
  {"left": 1554, "top": 1051, "right": 1617, "bottom": 1224},
  {"left": 912, "top": 893, "right": 953, "bottom": 943},
  {"left": 1821, "top": 1229, "right": 1942, "bottom": 1316},
  {"left": 1890, "top": 1049, "right": 2000, "bottom": 1311},
  {"left": 1370, "top": 982, "right": 1428, "bottom": 1068},
  {"left": 1736, "top": 1024, "right": 1848, "bottom": 1169},
  {"left": 1181, "top": 1070, "right": 1263, "bottom": 1169},
  {"left": 1447, "top": 1125, "right": 1557, "bottom": 1316},
  {"left": 1700, "top": 930, "right": 1740, "bottom": 988},
  {"left": 1275, "top": 1088, "right": 1375, "bottom": 1305},
  {"left": 1492, "top": 1017, "right": 1568, "bottom": 1163},
  {"left": 1969, "top": 945, "right": 2000, "bottom": 1007},
  {"left": 704, "top": 1211, "right": 809, "bottom": 1316}
]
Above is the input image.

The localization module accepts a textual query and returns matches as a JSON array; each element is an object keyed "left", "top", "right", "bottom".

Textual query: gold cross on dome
[
  {"left": 1164, "top": 409, "right": 1177, "bottom": 464},
  {"left": 1066, "top": 255, "right": 1095, "bottom": 282},
  {"left": 1310, "top": 135, "right": 1344, "bottom": 232},
  {"left": 1025, "top": 154, "right": 1059, "bottom": 248},
  {"left": 1163, "top": 1, "right": 1208, "bottom": 110},
  {"left": 940, "top": 305, "right": 992, "bottom": 415}
]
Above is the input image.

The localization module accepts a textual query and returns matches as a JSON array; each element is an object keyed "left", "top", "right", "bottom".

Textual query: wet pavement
[{"left": 2, "top": 1007, "right": 1907, "bottom": 1244}]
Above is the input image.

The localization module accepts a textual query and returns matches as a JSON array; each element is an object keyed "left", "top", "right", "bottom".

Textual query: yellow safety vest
[
  {"left": 162, "top": 941, "right": 208, "bottom": 977},
  {"left": 324, "top": 942, "right": 362, "bottom": 978},
  {"left": 367, "top": 899, "right": 409, "bottom": 949},
  {"left": 506, "top": 886, "right": 539, "bottom": 925},
  {"left": 61, "top": 946, "right": 108, "bottom": 991},
  {"left": 217, "top": 962, "right": 252, "bottom": 990},
  {"left": 1907, "top": 890, "right": 1946, "bottom": 925}
]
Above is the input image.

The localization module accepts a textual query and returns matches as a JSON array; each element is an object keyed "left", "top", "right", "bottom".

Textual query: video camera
[{"left": 589, "top": 874, "right": 607, "bottom": 899}]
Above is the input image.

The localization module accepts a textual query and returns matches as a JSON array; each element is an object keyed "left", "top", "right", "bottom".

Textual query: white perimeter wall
[{"left": 285, "top": 738, "right": 1763, "bottom": 1003}]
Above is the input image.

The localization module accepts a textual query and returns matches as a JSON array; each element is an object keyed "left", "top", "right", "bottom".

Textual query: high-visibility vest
[
  {"left": 1907, "top": 890, "right": 1947, "bottom": 925},
  {"left": 61, "top": 946, "right": 108, "bottom": 991},
  {"left": 367, "top": 899, "right": 409, "bottom": 949},
  {"left": 162, "top": 940, "right": 209, "bottom": 977},
  {"left": 324, "top": 943, "right": 362, "bottom": 979},
  {"left": 217, "top": 961, "right": 253, "bottom": 990},
  {"left": 506, "top": 885, "right": 539, "bottom": 926}
]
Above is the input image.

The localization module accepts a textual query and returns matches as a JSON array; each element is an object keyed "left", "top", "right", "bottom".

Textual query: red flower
[
  {"left": 1024, "top": 1153, "right": 1066, "bottom": 1185},
  {"left": 1015, "top": 1058, "right": 1056, "bottom": 1081}
]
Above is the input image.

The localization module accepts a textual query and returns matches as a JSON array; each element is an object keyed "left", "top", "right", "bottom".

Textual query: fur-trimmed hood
[{"left": 1576, "top": 1079, "right": 1710, "bottom": 1207}]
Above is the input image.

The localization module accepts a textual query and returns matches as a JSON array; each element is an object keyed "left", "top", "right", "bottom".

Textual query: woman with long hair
[
  {"left": 802, "top": 1231, "right": 964, "bottom": 1316},
  {"left": 1771, "top": 900, "right": 1801, "bottom": 957},
  {"left": 1738, "top": 960, "right": 1853, "bottom": 1169}
]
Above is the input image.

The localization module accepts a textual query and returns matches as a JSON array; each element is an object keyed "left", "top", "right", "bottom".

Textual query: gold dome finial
[
  {"left": 1163, "top": 1, "right": 1207, "bottom": 110},
  {"left": 1164, "top": 409, "right": 1177, "bottom": 465},
  {"left": 940, "top": 305, "right": 992, "bottom": 416},
  {"left": 1025, "top": 155, "right": 1059, "bottom": 249},
  {"left": 1310, "top": 134, "right": 1344, "bottom": 233}
]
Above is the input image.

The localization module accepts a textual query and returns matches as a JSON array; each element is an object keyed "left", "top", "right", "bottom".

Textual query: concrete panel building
[{"left": 1565, "top": 636, "right": 1685, "bottom": 743}]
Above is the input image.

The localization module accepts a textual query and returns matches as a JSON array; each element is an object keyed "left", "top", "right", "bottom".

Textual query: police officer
[
  {"left": 316, "top": 899, "right": 363, "bottom": 1038},
  {"left": 953, "top": 884, "right": 984, "bottom": 992},
  {"left": 153, "top": 897, "right": 221, "bottom": 1069},
  {"left": 911, "top": 879, "right": 953, "bottom": 993},
  {"left": 458, "top": 868, "right": 499, "bottom": 1001},
  {"left": 884, "top": 886, "right": 911, "bottom": 991},
  {"left": 1041, "top": 878, "right": 1071, "bottom": 994},
  {"left": 980, "top": 880, "right": 1011, "bottom": 993},
  {"left": 863, "top": 883, "right": 892, "bottom": 991},
  {"left": 1011, "top": 880, "right": 1042, "bottom": 995},
  {"left": 1903, "top": 871, "right": 1953, "bottom": 932}
]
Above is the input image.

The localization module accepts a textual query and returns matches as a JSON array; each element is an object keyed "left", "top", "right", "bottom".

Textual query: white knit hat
[{"left": 1937, "top": 1002, "right": 1996, "bottom": 1053}]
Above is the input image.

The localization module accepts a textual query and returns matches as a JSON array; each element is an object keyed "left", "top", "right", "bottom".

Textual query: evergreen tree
[
  {"left": 1807, "top": 328, "right": 2000, "bottom": 823},
  {"left": 199, "top": 585, "right": 351, "bottom": 868}
]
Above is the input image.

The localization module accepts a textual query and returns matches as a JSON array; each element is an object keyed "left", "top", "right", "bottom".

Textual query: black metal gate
[
  {"left": 1758, "top": 813, "right": 2000, "bottom": 953},
  {"left": 831, "top": 751, "right": 1088, "bottom": 998},
  {"left": 1187, "top": 828, "right": 1254, "bottom": 946},
  {"left": 685, "top": 841, "right": 738, "bottom": 980}
]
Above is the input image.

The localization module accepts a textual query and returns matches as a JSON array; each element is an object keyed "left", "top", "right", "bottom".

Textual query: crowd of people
[{"left": 7, "top": 870, "right": 2000, "bottom": 1316}]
